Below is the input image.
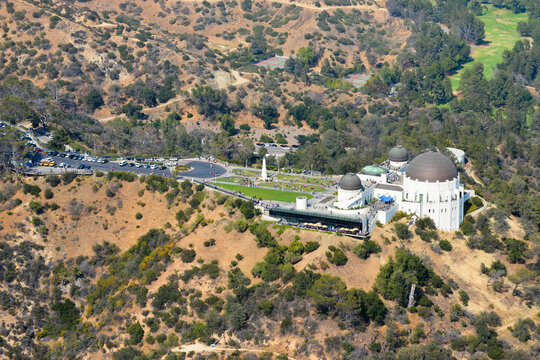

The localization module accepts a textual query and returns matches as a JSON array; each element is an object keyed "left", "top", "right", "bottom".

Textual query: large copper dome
[{"left": 406, "top": 152, "right": 457, "bottom": 182}]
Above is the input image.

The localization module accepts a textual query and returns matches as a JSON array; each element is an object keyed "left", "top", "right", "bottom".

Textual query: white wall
[{"left": 400, "top": 175, "right": 465, "bottom": 231}]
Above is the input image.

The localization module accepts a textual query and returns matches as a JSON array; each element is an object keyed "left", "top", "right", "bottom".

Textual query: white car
[
  {"left": 119, "top": 161, "right": 127, "bottom": 167},
  {"left": 150, "top": 164, "right": 158, "bottom": 170}
]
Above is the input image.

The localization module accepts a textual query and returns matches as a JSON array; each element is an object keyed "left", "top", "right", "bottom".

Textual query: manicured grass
[
  {"left": 215, "top": 183, "right": 313, "bottom": 202},
  {"left": 451, "top": 5, "right": 528, "bottom": 91},
  {"left": 217, "top": 176, "right": 244, "bottom": 183},
  {"left": 232, "top": 169, "right": 260, "bottom": 177},
  {"left": 258, "top": 182, "right": 326, "bottom": 192}
]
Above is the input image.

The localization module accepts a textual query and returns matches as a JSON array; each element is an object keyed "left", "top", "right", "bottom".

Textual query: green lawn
[
  {"left": 215, "top": 183, "right": 314, "bottom": 202},
  {"left": 258, "top": 182, "right": 326, "bottom": 192},
  {"left": 451, "top": 6, "right": 528, "bottom": 91},
  {"left": 217, "top": 176, "right": 244, "bottom": 183}
]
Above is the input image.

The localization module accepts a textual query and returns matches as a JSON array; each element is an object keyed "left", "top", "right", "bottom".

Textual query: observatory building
[{"left": 334, "top": 147, "right": 472, "bottom": 231}]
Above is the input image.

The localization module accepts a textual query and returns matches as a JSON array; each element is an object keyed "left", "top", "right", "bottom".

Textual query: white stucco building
[{"left": 334, "top": 147, "right": 473, "bottom": 231}]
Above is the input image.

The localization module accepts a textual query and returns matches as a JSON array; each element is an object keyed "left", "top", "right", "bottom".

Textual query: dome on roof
[
  {"left": 405, "top": 152, "right": 457, "bottom": 182},
  {"left": 339, "top": 173, "right": 363, "bottom": 191},
  {"left": 362, "top": 165, "right": 388, "bottom": 176},
  {"left": 388, "top": 145, "right": 409, "bottom": 162}
]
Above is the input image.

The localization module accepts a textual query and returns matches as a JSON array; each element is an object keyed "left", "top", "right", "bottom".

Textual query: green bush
[
  {"left": 61, "top": 172, "right": 77, "bottom": 185},
  {"left": 107, "top": 171, "right": 137, "bottom": 182},
  {"left": 233, "top": 219, "right": 249, "bottom": 233},
  {"left": 203, "top": 238, "right": 216, "bottom": 247},
  {"left": 126, "top": 322, "right": 144, "bottom": 345},
  {"left": 304, "top": 241, "right": 320, "bottom": 253},
  {"left": 44, "top": 188, "right": 53, "bottom": 199},
  {"left": 394, "top": 223, "right": 411, "bottom": 240},
  {"left": 29, "top": 200, "right": 44, "bottom": 214},
  {"left": 353, "top": 239, "right": 381, "bottom": 259},
  {"left": 439, "top": 240, "right": 452, "bottom": 251},
  {"left": 45, "top": 175, "right": 61, "bottom": 187},
  {"left": 31, "top": 216, "right": 44, "bottom": 227},
  {"left": 181, "top": 249, "right": 196, "bottom": 263},
  {"left": 22, "top": 183, "right": 41, "bottom": 196},
  {"left": 135, "top": 212, "right": 143, "bottom": 220},
  {"left": 458, "top": 289, "right": 469, "bottom": 306},
  {"left": 326, "top": 248, "right": 348, "bottom": 266}
]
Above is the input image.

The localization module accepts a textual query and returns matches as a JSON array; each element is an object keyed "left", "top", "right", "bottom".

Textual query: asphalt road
[
  {"left": 46, "top": 156, "right": 172, "bottom": 177},
  {"left": 178, "top": 161, "right": 227, "bottom": 179}
]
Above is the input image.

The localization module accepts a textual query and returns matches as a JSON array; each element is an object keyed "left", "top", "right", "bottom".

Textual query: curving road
[{"left": 177, "top": 161, "right": 227, "bottom": 179}]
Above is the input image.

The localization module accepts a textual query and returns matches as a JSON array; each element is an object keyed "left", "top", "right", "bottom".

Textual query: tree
[
  {"left": 51, "top": 299, "right": 80, "bottom": 330},
  {"left": 127, "top": 322, "right": 144, "bottom": 345},
  {"left": 251, "top": 104, "right": 279, "bottom": 129},
  {"left": 112, "top": 347, "right": 146, "bottom": 360},
  {"left": 508, "top": 268, "right": 537, "bottom": 295},
  {"left": 308, "top": 275, "right": 346, "bottom": 314},
  {"left": 459, "top": 63, "right": 490, "bottom": 111},
  {"left": 85, "top": 88, "right": 104, "bottom": 112},
  {"left": 225, "top": 296, "right": 247, "bottom": 330},
  {"left": 297, "top": 46, "right": 316, "bottom": 66},
  {"left": 397, "top": 343, "right": 455, "bottom": 360},
  {"left": 394, "top": 223, "right": 411, "bottom": 240},
  {"left": 220, "top": 114, "right": 236, "bottom": 136},
  {"left": 0, "top": 96, "right": 35, "bottom": 124},
  {"left": 191, "top": 86, "right": 229, "bottom": 120}
]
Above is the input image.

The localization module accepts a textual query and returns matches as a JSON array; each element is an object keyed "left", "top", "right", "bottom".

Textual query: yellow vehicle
[{"left": 39, "top": 159, "right": 56, "bottom": 167}]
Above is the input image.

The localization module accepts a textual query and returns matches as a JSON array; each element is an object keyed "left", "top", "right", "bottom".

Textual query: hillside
[
  {"left": 0, "top": 172, "right": 537, "bottom": 359},
  {"left": 0, "top": 0, "right": 409, "bottom": 133}
]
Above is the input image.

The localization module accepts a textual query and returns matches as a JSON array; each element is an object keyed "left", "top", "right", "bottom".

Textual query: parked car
[
  {"left": 77, "top": 164, "right": 85, "bottom": 169},
  {"left": 119, "top": 161, "right": 127, "bottom": 167}
]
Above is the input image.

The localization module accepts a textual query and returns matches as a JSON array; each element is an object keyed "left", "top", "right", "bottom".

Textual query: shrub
[
  {"left": 22, "top": 183, "right": 41, "bottom": 196},
  {"left": 503, "top": 237, "right": 528, "bottom": 264},
  {"left": 233, "top": 219, "right": 249, "bottom": 233},
  {"left": 45, "top": 175, "right": 61, "bottom": 187},
  {"left": 135, "top": 212, "right": 143, "bottom": 220},
  {"left": 326, "top": 248, "right": 348, "bottom": 266},
  {"left": 29, "top": 200, "right": 44, "bottom": 214},
  {"left": 126, "top": 322, "right": 144, "bottom": 345},
  {"left": 353, "top": 239, "right": 381, "bottom": 259},
  {"left": 394, "top": 223, "right": 411, "bottom": 240},
  {"left": 31, "top": 216, "right": 44, "bottom": 227},
  {"left": 44, "top": 188, "right": 53, "bottom": 199},
  {"left": 61, "top": 172, "right": 77, "bottom": 185},
  {"left": 439, "top": 240, "right": 452, "bottom": 251},
  {"left": 106, "top": 189, "right": 115, "bottom": 198},
  {"left": 509, "top": 318, "right": 536, "bottom": 342},
  {"left": 304, "top": 241, "right": 320, "bottom": 253},
  {"left": 195, "top": 184, "right": 205, "bottom": 192},
  {"left": 458, "top": 290, "right": 469, "bottom": 306},
  {"left": 181, "top": 249, "right": 196, "bottom": 263},
  {"left": 107, "top": 171, "right": 137, "bottom": 182},
  {"left": 204, "top": 238, "right": 216, "bottom": 247}
]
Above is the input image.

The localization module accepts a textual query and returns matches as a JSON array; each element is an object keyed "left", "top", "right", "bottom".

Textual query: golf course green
[{"left": 451, "top": 5, "right": 528, "bottom": 91}]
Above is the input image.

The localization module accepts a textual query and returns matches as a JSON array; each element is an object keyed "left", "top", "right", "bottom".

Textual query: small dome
[
  {"left": 361, "top": 165, "right": 388, "bottom": 176},
  {"left": 388, "top": 145, "right": 409, "bottom": 162},
  {"left": 406, "top": 152, "right": 457, "bottom": 182},
  {"left": 339, "top": 173, "right": 363, "bottom": 191}
]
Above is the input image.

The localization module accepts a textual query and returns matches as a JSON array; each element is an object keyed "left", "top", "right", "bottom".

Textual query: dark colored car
[{"left": 77, "top": 164, "right": 85, "bottom": 169}]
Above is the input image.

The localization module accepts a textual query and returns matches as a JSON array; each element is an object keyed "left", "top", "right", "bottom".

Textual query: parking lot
[{"left": 42, "top": 155, "right": 172, "bottom": 177}]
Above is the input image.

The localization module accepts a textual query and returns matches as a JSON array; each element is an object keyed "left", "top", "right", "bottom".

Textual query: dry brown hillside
[
  {"left": 0, "top": 173, "right": 537, "bottom": 359},
  {"left": 0, "top": 0, "right": 410, "bottom": 136}
]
